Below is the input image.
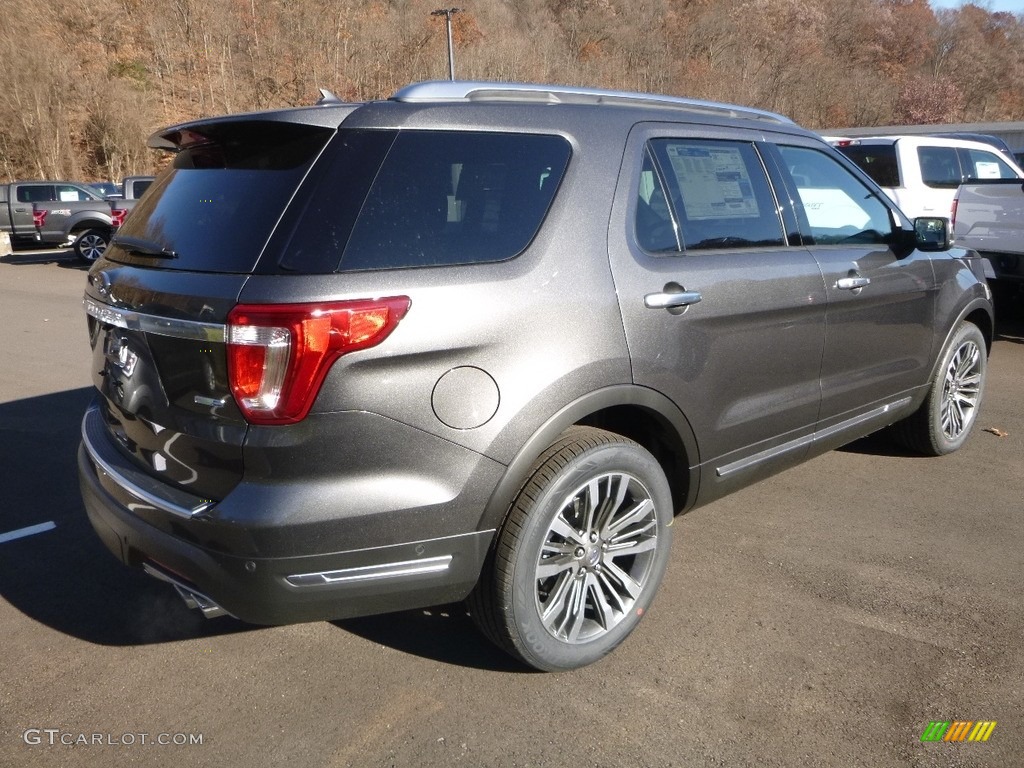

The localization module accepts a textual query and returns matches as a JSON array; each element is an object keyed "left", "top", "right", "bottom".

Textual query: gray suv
[{"left": 79, "top": 81, "right": 993, "bottom": 671}]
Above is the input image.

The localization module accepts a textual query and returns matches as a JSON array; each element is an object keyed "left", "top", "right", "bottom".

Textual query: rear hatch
[
  {"left": 85, "top": 103, "right": 572, "bottom": 509},
  {"left": 84, "top": 115, "right": 347, "bottom": 503}
]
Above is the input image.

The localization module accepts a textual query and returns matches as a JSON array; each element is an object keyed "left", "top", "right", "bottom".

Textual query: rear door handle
[
  {"left": 644, "top": 290, "right": 703, "bottom": 309},
  {"left": 836, "top": 276, "right": 870, "bottom": 290}
]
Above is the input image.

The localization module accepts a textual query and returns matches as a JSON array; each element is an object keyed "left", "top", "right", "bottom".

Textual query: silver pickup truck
[
  {"left": 954, "top": 179, "right": 1024, "bottom": 302},
  {"left": 31, "top": 176, "right": 154, "bottom": 263},
  {"left": 1, "top": 181, "right": 107, "bottom": 252}
]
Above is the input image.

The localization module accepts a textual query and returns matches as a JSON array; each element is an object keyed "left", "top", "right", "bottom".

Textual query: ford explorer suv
[
  {"left": 79, "top": 81, "right": 994, "bottom": 671},
  {"left": 830, "top": 135, "right": 1024, "bottom": 221}
]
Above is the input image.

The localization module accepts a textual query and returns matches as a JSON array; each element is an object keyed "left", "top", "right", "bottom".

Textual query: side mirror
[{"left": 913, "top": 217, "right": 951, "bottom": 251}]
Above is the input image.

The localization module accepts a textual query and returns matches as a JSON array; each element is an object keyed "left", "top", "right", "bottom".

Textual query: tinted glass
[
  {"left": 778, "top": 145, "right": 894, "bottom": 245},
  {"left": 918, "top": 146, "right": 961, "bottom": 188},
  {"left": 17, "top": 185, "right": 55, "bottom": 203},
  {"left": 634, "top": 149, "right": 679, "bottom": 252},
  {"left": 275, "top": 130, "right": 571, "bottom": 273},
  {"left": 958, "top": 148, "right": 1018, "bottom": 181},
  {"left": 107, "top": 122, "right": 335, "bottom": 273},
  {"left": 649, "top": 139, "right": 784, "bottom": 251},
  {"left": 131, "top": 179, "right": 153, "bottom": 198},
  {"left": 341, "top": 131, "right": 570, "bottom": 272},
  {"left": 835, "top": 144, "right": 900, "bottom": 187}
]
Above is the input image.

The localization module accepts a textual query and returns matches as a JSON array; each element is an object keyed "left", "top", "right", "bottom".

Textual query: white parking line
[{"left": 0, "top": 521, "right": 57, "bottom": 544}]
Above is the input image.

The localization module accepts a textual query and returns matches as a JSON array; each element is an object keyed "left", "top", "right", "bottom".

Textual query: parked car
[
  {"left": 829, "top": 135, "right": 1024, "bottom": 220},
  {"left": 927, "top": 132, "right": 1017, "bottom": 162},
  {"left": 79, "top": 81, "right": 994, "bottom": 671},
  {"left": 1, "top": 181, "right": 105, "bottom": 250},
  {"left": 954, "top": 178, "right": 1024, "bottom": 304},
  {"left": 87, "top": 181, "right": 122, "bottom": 199},
  {"left": 108, "top": 175, "right": 156, "bottom": 233}
]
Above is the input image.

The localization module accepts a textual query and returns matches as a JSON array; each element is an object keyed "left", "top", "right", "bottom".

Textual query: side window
[
  {"left": 634, "top": 148, "right": 679, "bottom": 252},
  {"left": 17, "top": 185, "right": 55, "bottom": 203},
  {"left": 918, "top": 146, "right": 961, "bottom": 188},
  {"left": 835, "top": 144, "right": 900, "bottom": 188},
  {"left": 958, "top": 148, "right": 1018, "bottom": 181},
  {"left": 339, "top": 131, "right": 571, "bottom": 271},
  {"left": 648, "top": 138, "right": 785, "bottom": 251},
  {"left": 778, "top": 145, "right": 894, "bottom": 245},
  {"left": 55, "top": 184, "right": 91, "bottom": 202}
]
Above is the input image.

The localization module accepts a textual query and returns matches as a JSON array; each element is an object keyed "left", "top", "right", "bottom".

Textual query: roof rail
[{"left": 391, "top": 80, "right": 794, "bottom": 125}]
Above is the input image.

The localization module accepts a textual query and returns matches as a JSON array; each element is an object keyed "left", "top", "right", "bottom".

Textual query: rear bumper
[{"left": 78, "top": 405, "right": 499, "bottom": 625}]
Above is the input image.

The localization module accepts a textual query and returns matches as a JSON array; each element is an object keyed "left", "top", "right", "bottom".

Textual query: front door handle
[
  {"left": 644, "top": 290, "right": 703, "bottom": 309},
  {"left": 836, "top": 276, "right": 870, "bottom": 290}
]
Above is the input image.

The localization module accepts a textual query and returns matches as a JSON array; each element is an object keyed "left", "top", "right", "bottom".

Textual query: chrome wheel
[
  {"left": 940, "top": 339, "right": 982, "bottom": 440},
  {"left": 75, "top": 229, "right": 109, "bottom": 263},
  {"left": 535, "top": 471, "right": 658, "bottom": 644}
]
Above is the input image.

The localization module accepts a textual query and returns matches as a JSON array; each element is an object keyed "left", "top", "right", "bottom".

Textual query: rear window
[
  {"left": 835, "top": 144, "right": 900, "bottom": 188},
  {"left": 272, "top": 129, "right": 572, "bottom": 273},
  {"left": 106, "top": 122, "right": 336, "bottom": 273}
]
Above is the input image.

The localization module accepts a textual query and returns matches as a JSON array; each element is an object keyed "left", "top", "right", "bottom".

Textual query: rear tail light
[
  {"left": 226, "top": 297, "right": 410, "bottom": 425},
  {"left": 950, "top": 198, "right": 958, "bottom": 233},
  {"left": 33, "top": 209, "right": 47, "bottom": 228},
  {"left": 111, "top": 208, "right": 127, "bottom": 228}
]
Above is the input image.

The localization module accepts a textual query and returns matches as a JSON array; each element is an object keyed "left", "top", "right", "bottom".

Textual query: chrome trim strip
[
  {"left": 716, "top": 397, "right": 914, "bottom": 479},
  {"left": 286, "top": 555, "right": 454, "bottom": 587},
  {"left": 81, "top": 408, "right": 214, "bottom": 520},
  {"left": 812, "top": 397, "right": 912, "bottom": 444},
  {"left": 83, "top": 296, "right": 225, "bottom": 343},
  {"left": 716, "top": 434, "right": 813, "bottom": 479}
]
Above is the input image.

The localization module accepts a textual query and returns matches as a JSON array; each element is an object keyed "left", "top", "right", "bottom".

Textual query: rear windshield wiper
[{"left": 113, "top": 235, "right": 179, "bottom": 260}]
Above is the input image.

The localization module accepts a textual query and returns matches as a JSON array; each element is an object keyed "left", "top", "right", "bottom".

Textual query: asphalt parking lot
[{"left": 0, "top": 249, "right": 1021, "bottom": 768}]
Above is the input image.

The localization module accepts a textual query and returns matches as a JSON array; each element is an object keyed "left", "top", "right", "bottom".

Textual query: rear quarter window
[
  {"left": 835, "top": 145, "right": 900, "bottom": 188},
  {"left": 275, "top": 130, "right": 572, "bottom": 273}
]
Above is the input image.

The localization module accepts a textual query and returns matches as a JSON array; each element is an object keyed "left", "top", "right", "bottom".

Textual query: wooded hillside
[{"left": 1, "top": 0, "right": 1022, "bottom": 182}]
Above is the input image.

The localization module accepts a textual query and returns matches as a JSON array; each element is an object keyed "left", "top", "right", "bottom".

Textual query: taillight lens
[
  {"left": 33, "top": 209, "right": 47, "bottom": 228},
  {"left": 111, "top": 208, "right": 127, "bottom": 228},
  {"left": 226, "top": 297, "right": 410, "bottom": 425},
  {"left": 950, "top": 198, "right": 958, "bottom": 233}
]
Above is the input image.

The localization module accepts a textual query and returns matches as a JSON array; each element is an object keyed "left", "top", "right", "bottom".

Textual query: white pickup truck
[
  {"left": 953, "top": 179, "right": 1024, "bottom": 301},
  {"left": 829, "top": 135, "right": 1024, "bottom": 221}
]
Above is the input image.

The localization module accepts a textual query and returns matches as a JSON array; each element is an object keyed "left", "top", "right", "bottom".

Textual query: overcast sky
[{"left": 929, "top": 0, "right": 1024, "bottom": 12}]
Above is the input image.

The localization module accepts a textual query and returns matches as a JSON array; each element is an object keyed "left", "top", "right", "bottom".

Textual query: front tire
[
  {"left": 892, "top": 322, "right": 987, "bottom": 456},
  {"left": 73, "top": 228, "right": 110, "bottom": 264},
  {"left": 470, "top": 427, "right": 673, "bottom": 671}
]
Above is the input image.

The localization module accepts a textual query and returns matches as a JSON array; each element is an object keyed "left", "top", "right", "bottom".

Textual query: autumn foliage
[{"left": 1, "top": 0, "right": 1022, "bottom": 182}]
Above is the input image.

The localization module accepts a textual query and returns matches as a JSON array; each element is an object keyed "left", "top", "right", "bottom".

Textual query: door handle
[
  {"left": 644, "top": 290, "right": 702, "bottom": 309},
  {"left": 836, "top": 276, "right": 870, "bottom": 290}
]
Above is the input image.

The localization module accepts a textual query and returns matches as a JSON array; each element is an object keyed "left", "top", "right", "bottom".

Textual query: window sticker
[
  {"left": 665, "top": 144, "right": 759, "bottom": 220},
  {"left": 974, "top": 161, "right": 1001, "bottom": 179}
]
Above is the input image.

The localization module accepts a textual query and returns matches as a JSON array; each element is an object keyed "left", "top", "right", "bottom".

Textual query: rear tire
[
  {"left": 891, "top": 322, "right": 987, "bottom": 456},
  {"left": 469, "top": 427, "right": 673, "bottom": 671},
  {"left": 73, "top": 228, "right": 110, "bottom": 264}
]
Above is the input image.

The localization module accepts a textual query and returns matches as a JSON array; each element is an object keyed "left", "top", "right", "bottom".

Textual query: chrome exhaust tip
[{"left": 142, "top": 563, "right": 233, "bottom": 619}]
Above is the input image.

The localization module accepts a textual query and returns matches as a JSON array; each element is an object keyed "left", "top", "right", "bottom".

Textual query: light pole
[{"left": 431, "top": 7, "right": 461, "bottom": 81}]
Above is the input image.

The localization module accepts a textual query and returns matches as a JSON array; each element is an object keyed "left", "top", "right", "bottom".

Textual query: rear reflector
[{"left": 226, "top": 298, "right": 410, "bottom": 425}]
